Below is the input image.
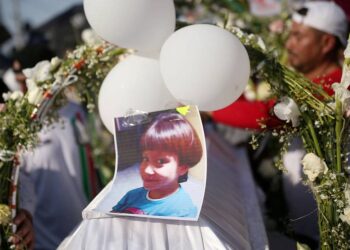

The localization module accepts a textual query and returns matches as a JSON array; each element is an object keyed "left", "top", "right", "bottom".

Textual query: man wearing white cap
[{"left": 286, "top": 1, "right": 348, "bottom": 84}]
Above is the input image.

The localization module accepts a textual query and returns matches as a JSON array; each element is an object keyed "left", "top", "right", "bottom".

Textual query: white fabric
[
  {"left": 59, "top": 216, "right": 229, "bottom": 250},
  {"left": 292, "top": 1, "right": 348, "bottom": 46},
  {"left": 19, "top": 102, "right": 89, "bottom": 250},
  {"left": 58, "top": 129, "right": 268, "bottom": 250}
]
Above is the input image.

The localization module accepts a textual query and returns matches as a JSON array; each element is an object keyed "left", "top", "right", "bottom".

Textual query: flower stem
[
  {"left": 304, "top": 115, "right": 323, "bottom": 158},
  {"left": 335, "top": 99, "right": 343, "bottom": 173}
]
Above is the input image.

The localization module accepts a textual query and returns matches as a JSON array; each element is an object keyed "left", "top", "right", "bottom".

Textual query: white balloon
[
  {"left": 160, "top": 24, "right": 250, "bottom": 111},
  {"left": 98, "top": 55, "right": 178, "bottom": 133},
  {"left": 84, "top": 0, "right": 175, "bottom": 56}
]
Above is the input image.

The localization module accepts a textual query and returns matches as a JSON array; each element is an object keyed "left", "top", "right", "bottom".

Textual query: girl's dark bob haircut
[{"left": 140, "top": 112, "right": 203, "bottom": 182}]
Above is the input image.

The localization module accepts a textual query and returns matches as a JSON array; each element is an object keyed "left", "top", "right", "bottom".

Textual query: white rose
[
  {"left": 23, "top": 60, "right": 52, "bottom": 83},
  {"left": 81, "top": 29, "right": 103, "bottom": 46},
  {"left": 340, "top": 206, "right": 350, "bottom": 225},
  {"left": 2, "top": 92, "right": 10, "bottom": 101},
  {"left": 10, "top": 91, "right": 23, "bottom": 100},
  {"left": 301, "top": 153, "right": 328, "bottom": 182},
  {"left": 256, "top": 82, "right": 272, "bottom": 101},
  {"left": 2, "top": 91, "right": 23, "bottom": 101},
  {"left": 332, "top": 83, "right": 350, "bottom": 112},
  {"left": 50, "top": 57, "right": 62, "bottom": 71},
  {"left": 27, "top": 86, "right": 44, "bottom": 105},
  {"left": 273, "top": 97, "right": 301, "bottom": 127}
]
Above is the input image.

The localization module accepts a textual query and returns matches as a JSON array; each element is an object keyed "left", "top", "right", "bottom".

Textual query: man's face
[
  {"left": 285, "top": 22, "right": 325, "bottom": 74},
  {"left": 140, "top": 150, "right": 188, "bottom": 194}
]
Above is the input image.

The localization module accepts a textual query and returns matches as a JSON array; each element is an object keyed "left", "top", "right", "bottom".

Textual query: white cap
[{"left": 292, "top": 1, "right": 348, "bottom": 46}]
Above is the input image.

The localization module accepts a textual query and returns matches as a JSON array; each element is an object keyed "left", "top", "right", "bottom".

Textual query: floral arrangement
[
  {"left": 0, "top": 30, "right": 126, "bottom": 248},
  {"left": 229, "top": 23, "right": 350, "bottom": 249}
]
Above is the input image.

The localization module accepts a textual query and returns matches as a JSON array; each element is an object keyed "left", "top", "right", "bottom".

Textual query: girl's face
[{"left": 140, "top": 150, "right": 188, "bottom": 197}]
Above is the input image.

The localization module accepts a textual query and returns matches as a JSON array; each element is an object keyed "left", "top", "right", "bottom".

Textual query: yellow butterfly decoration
[{"left": 176, "top": 106, "right": 190, "bottom": 116}]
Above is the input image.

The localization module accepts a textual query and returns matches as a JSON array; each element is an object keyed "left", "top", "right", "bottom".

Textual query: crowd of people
[{"left": 0, "top": 0, "right": 349, "bottom": 249}]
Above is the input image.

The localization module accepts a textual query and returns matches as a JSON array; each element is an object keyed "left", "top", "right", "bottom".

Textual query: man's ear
[
  {"left": 178, "top": 165, "right": 189, "bottom": 176},
  {"left": 321, "top": 34, "right": 336, "bottom": 56}
]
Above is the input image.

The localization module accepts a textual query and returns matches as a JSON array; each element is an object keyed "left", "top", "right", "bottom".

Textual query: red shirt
[{"left": 212, "top": 68, "right": 342, "bottom": 130}]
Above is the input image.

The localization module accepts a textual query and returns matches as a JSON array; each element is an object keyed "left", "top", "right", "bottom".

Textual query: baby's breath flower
[
  {"left": 81, "top": 29, "right": 103, "bottom": 46},
  {"left": 320, "top": 194, "right": 328, "bottom": 200}
]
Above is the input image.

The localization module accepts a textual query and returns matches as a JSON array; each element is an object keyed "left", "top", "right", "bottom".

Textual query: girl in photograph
[{"left": 111, "top": 112, "right": 203, "bottom": 218}]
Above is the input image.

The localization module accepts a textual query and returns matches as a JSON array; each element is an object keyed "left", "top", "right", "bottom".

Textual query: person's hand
[{"left": 9, "top": 209, "right": 34, "bottom": 250}]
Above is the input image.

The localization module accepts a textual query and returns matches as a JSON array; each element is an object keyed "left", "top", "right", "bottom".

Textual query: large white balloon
[
  {"left": 160, "top": 24, "right": 250, "bottom": 111},
  {"left": 84, "top": 0, "right": 175, "bottom": 56},
  {"left": 98, "top": 55, "right": 178, "bottom": 133}
]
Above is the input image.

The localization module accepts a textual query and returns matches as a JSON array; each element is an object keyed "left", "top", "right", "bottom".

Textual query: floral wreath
[{"left": 0, "top": 31, "right": 128, "bottom": 248}]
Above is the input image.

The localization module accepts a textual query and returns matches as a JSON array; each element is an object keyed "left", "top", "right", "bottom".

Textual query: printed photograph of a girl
[{"left": 109, "top": 107, "right": 206, "bottom": 220}]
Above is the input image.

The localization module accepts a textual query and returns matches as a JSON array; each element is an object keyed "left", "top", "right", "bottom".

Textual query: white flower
[
  {"left": 257, "top": 82, "right": 272, "bottom": 101},
  {"left": 273, "top": 97, "right": 301, "bottom": 127},
  {"left": 340, "top": 206, "right": 350, "bottom": 225},
  {"left": 2, "top": 91, "right": 23, "bottom": 101},
  {"left": 23, "top": 60, "right": 52, "bottom": 83},
  {"left": 81, "top": 29, "right": 103, "bottom": 46},
  {"left": 341, "top": 68, "right": 350, "bottom": 89},
  {"left": 345, "top": 186, "right": 350, "bottom": 203},
  {"left": 231, "top": 27, "right": 244, "bottom": 39},
  {"left": 235, "top": 19, "right": 246, "bottom": 29},
  {"left": 301, "top": 153, "right": 328, "bottom": 182},
  {"left": 248, "top": 34, "right": 266, "bottom": 52},
  {"left": 27, "top": 86, "right": 44, "bottom": 105},
  {"left": 50, "top": 57, "right": 62, "bottom": 71},
  {"left": 256, "top": 37, "right": 266, "bottom": 52},
  {"left": 243, "top": 82, "right": 256, "bottom": 101},
  {"left": 10, "top": 91, "right": 23, "bottom": 100},
  {"left": 332, "top": 82, "right": 350, "bottom": 113}
]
